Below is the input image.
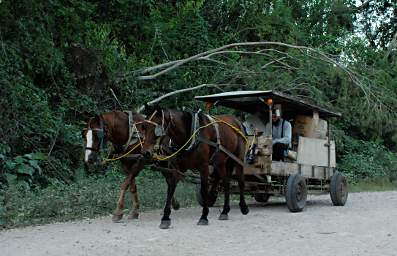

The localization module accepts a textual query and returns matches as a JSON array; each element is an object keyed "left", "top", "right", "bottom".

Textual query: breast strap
[
  {"left": 186, "top": 110, "right": 201, "bottom": 151},
  {"left": 123, "top": 111, "right": 138, "bottom": 151}
]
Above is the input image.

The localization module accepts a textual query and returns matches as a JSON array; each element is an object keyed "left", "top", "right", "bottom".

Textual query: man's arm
[{"left": 272, "top": 121, "right": 292, "bottom": 146}]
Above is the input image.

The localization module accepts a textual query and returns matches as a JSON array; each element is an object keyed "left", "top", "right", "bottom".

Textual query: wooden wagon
[{"left": 194, "top": 90, "right": 348, "bottom": 212}]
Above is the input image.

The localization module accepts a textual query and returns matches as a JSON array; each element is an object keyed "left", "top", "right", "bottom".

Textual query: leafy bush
[
  {"left": 0, "top": 168, "right": 196, "bottom": 229},
  {"left": 338, "top": 138, "right": 397, "bottom": 182}
]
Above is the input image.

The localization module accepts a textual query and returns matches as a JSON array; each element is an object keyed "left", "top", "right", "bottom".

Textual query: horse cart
[{"left": 194, "top": 90, "right": 348, "bottom": 212}]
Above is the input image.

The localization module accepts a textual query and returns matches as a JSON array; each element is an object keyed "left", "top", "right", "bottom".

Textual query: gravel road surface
[{"left": 1, "top": 191, "right": 397, "bottom": 256}]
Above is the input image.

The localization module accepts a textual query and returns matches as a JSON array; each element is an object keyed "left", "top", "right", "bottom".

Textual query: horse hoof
[
  {"left": 159, "top": 220, "right": 171, "bottom": 229},
  {"left": 172, "top": 201, "right": 180, "bottom": 211},
  {"left": 240, "top": 205, "right": 249, "bottom": 215},
  {"left": 112, "top": 214, "right": 123, "bottom": 222},
  {"left": 218, "top": 214, "right": 228, "bottom": 220},
  {"left": 128, "top": 212, "right": 139, "bottom": 220},
  {"left": 197, "top": 219, "right": 209, "bottom": 226}
]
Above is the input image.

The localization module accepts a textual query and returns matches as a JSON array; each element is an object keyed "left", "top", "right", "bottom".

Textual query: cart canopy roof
[{"left": 195, "top": 90, "right": 341, "bottom": 118}]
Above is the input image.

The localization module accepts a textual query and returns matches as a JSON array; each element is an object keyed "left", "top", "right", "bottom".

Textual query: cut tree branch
[{"left": 138, "top": 83, "right": 241, "bottom": 112}]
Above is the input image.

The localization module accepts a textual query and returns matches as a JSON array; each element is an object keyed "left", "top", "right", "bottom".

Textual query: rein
[
  {"left": 101, "top": 114, "right": 161, "bottom": 163},
  {"left": 84, "top": 112, "right": 162, "bottom": 164},
  {"left": 152, "top": 114, "right": 249, "bottom": 161}
]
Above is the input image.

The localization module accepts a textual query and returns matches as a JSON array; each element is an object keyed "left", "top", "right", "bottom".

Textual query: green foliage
[
  {"left": 3, "top": 152, "right": 47, "bottom": 190},
  {"left": 0, "top": 168, "right": 196, "bottom": 229},
  {"left": 338, "top": 137, "right": 397, "bottom": 182},
  {"left": 350, "top": 179, "right": 397, "bottom": 193}
]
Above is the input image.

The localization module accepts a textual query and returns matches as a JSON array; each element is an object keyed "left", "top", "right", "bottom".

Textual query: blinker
[{"left": 155, "top": 125, "right": 165, "bottom": 137}]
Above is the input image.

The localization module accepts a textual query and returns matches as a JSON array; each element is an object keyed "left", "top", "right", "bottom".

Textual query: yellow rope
[
  {"left": 154, "top": 117, "right": 248, "bottom": 161},
  {"left": 99, "top": 115, "right": 249, "bottom": 163},
  {"left": 100, "top": 119, "right": 158, "bottom": 164},
  {"left": 211, "top": 116, "right": 249, "bottom": 145},
  {"left": 102, "top": 140, "right": 144, "bottom": 164}
]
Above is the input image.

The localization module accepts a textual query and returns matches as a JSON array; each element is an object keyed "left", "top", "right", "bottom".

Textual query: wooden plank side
[
  {"left": 243, "top": 161, "right": 334, "bottom": 180},
  {"left": 297, "top": 137, "right": 336, "bottom": 167}
]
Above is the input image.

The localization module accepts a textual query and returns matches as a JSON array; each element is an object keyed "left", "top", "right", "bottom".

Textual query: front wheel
[
  {"left": 330, "top": 171, "right": 348, "bottom": 206},
  {"left": 254, "top": 193, "right": 270, "bottom": 203},
  {"left": 285, "top": 174, "right": 307, "bottom": 212}
]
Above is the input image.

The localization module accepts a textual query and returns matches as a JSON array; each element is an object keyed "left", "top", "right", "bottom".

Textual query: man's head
[{"left": 272, "top": 104, "right": 282, "bottom": 123}]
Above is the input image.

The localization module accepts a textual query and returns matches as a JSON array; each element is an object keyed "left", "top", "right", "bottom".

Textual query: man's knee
[{"left": 273, "top": 143, "right": 288, "bottom": 161}]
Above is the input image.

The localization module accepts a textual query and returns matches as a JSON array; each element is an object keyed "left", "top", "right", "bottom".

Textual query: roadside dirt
[{"left": 1, "top": 191, "right": 397, "bottom": 256}]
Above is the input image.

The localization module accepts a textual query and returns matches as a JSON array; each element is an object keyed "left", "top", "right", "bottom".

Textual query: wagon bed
[{"left": 195, "top": 90, "right": 348, "bottom": 212}]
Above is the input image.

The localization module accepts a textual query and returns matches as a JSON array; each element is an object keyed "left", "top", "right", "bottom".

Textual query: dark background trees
[{"left": 0, "top": 0, "right": 396, "bottom": 188}]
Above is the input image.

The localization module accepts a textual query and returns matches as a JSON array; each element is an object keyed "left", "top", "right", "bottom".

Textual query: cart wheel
[
  {"left": 285, "top": 174, "right": 307, "bottom": 212},
  {"left": 330, "top": 171, "right": 348, "bottom": 206},
  {"left": 195, "top": 183, "right": 217, "bottom": 207},
  {"left": 254, "top": 193, "right": 270, "bottom": 203}
]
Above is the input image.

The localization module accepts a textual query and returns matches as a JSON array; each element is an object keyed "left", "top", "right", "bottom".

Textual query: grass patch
[
  {"left": 350, "top": 179, "right": 397, "bottom": 192},
  {"left": 0, "top": 168, "right": 197, "bottom": 229}
]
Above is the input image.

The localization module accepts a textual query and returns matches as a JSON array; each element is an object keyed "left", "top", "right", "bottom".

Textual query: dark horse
[
  {"left": 139, "top": 108, "right": 249, "bottom": 228},
  {"left": 82, "top": 111, "right": 180, "bottom": 222}
]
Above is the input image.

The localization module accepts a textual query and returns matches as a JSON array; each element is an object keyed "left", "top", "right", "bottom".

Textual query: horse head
[
  {"left": 82, "top": 114, "right": 108, "bottom": 166},
  {"left": 138, "top": 107, "right": 170, "bottom": 161},
  {"left": 82, "top": 111, "right": 151, "bottom": 167}
]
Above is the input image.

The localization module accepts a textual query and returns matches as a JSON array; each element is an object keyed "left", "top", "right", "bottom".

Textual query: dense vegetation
[{"left": 1, "top": 0, "right": 396, "bottom": 227}]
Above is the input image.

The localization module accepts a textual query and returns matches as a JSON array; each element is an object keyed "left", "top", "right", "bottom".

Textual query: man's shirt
[{"left": 272, "top": 118, "right": 292, "bottom": 147}]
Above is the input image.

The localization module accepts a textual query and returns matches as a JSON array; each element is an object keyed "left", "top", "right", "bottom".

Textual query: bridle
[
  {"left": 83, "top": 111, "right": 171, "bottom": 163},
  {"left": 84, "top": 117, "right": 106, "bottom": 153}
]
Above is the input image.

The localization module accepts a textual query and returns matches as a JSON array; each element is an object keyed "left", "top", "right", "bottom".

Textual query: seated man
[{"left": 272, "top": 105, "right": 292, "bottom": 161}]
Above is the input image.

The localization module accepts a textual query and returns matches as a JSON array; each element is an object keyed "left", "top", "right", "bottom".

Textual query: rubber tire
[
  {"left": 330, "top": 171, "right": 348, "bottom": 206},
  {"left": 285, "top": 174, "right": 307, "bottom": 212},
  {"left": 196, "top": 183, "right": 217, "bottom": 207},
  {"left": 254, "top": 193, "right": 270, "bottom": 203}
]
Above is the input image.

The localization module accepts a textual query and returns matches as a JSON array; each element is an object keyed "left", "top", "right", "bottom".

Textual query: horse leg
[
  {"left": 171, "top": 197, "right": 180, "bottom": 210},
  {"left": 127, "top": 178, "right": 140, "bottom": 219},
  {"left": 208, "top": 168, "right": 219, "bottom": 206},
  {"left": 216, "top": 160, "right": 230, "bottom": 220},
  {"left": 197, "top": 165, "right": 210, "bottom": 225},
  {"left": 112, "top": 174, "right": 130, "bottom": 222},
  {"left": 218, "top": 168, "right": 231, "bottom": 220},
  {"left": 236, "top": 163, "right": 249, "bottom": 215},
  {"left": 159, "top": 172, "right": 177, "bottom": 229}
]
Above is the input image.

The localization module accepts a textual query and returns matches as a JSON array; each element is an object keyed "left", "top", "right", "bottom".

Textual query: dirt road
[{"left": 1, "top": 191, "right": 397, "bottom": 256}]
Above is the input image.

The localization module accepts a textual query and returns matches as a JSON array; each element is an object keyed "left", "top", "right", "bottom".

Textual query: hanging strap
[
  {"left": 123, "top": 111, "right": 137, "bottom": 150},
  {"left": 281, "top": 119, "right": 285, "bottom": 138},
  {"left": 186, "top": 110, "right": 201, "bottom": 151},
  {"left": 206, "top": 115, "right": 221, "bottom": 148}
]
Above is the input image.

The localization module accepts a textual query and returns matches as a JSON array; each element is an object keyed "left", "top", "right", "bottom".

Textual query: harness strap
[
  {"left": 206, "top": 115, "right": 221, "bottom": 148},
  {"left": 197, "top": 137, "right": 245, "bottom": 167},
  {"left": 123, "top": 111, "right": 138, "bottom": 151},
  {"left": 203, "top": 115, "right": 220, "bottom": 164},
  {"left": 186, "top": 110, "right": 201, "bottom": 151}
]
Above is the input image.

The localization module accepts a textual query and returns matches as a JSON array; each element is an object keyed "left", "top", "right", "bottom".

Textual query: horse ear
[
  {"left": 142, "top": 104, "right": 155, "bottom": 116},
  {"left": 80, "top": 111, "right": 92, "bottom": 123},
  {"left": 154, "top": 104, "right": 162, "bottom": 112},
  {"left": 81, "top": 128, "right": 87, "bottom": 138}
]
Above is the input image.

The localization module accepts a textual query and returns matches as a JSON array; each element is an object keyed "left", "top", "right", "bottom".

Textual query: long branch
[
  {"left": 137, "top": 83, "right": 237, "bottom": 112},
  {"left": 137, "top": 42, "right": 310, "bottom": 80}
]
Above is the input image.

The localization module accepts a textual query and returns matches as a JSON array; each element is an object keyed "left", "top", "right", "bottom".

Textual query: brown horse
[
  {"left": 139, "top": 108, "right": 249, "bottom": 228},
  {"left": 82, "top": 111, "right": 180, "bottom": 222}
]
